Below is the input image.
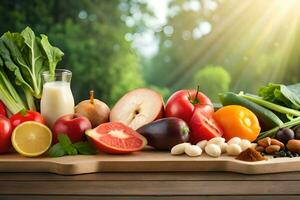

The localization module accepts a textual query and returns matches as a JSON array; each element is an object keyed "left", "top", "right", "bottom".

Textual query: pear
[{"left": 75, "top": 90, "right": 110, "bottom": 128}]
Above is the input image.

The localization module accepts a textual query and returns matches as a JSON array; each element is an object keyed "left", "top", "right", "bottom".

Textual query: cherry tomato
[
  {"left": 0, "top": 101, "right": 7, "bottom": 117},
  {"left": 10, "top": 110, "right": 45, "bottom": 129},
  {"left": 165, "top": 87, "right": 214, "bottom": 123},
  {"left": 189, "top": 108, "right": 223, "bottom": 144},
  {"left": 213, "top": 105, "right": 261, "bottom": 142},
  {"left": 0, "top": 115, "right": 13, "bottom": 154}
]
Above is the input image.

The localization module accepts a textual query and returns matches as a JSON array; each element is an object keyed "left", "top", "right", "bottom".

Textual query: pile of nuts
[
  {"left": 256, "top": 137, "right": 300, "bottom": 158},
  {"left": 171, "top": 137, "right": 255, "bottom": 158},
  {"left": 256, "top": 137, "right": 284, "bottom": 154}
]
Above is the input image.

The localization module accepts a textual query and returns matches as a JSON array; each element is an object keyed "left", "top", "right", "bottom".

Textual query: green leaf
[
  {"left": 0, "top": 39, "right": 26, "bottom": 113},
  {"left": 21, "top": 27, "right": 44, "bottom": 98},
  {"left": 40, "top": 34, "right": 64, "bottom": 76},
  {"left": 57, "top": 134, "right": 78, "bottom": 155},
  {"left": 259, "top": 83, "right": 300, "bottom": 110},
  {"left": 73, "top": 142, "right": 97, "bottom": 155},
  {"left": 0, "top": 35, "right": 32, "bottom": 94},
  {"left": 1, "top": 32, "right": 34, "bottom": 93},
  {"left": 48, "top": 143, "right": 65, "bottom": 157}
]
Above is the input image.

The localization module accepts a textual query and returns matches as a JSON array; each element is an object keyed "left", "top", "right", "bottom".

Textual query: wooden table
[{"left": 0, "top": 171, "right": 300, "bottom": 199}]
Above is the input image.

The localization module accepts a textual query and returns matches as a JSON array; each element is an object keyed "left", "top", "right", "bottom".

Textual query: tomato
[
  {"left": 213, "top": 105, "right": 261, "bottom": 142},
  {"left": 0, "top": 101, "right": 7, "bottom": 117},
  {"left": 165, "top": 87, "right": 216, "bottom": 144},
  {"left": 10, "top": 110, "right": 45, "bottom": 129},
  {"left": 0, "top": 115, "right": 13, "bottom": 154},
  {"left": 85, "top": 122, "right": 147, "bottom": 154},
  {"left": 165, "top": 87, "right": 214, "bottom": 123},
  {"left": 189, "top": 108, "right": 223, "bottom": 144}
]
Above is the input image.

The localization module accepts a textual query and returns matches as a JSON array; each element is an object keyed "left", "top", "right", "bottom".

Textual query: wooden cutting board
[{"left": 1, "top": 149, "right": 300, "bottom": 175}]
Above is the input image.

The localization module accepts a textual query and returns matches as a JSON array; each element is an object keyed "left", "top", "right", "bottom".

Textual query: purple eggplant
[{"left": 136, "top": 117, "right": 189, "bottom": 150}]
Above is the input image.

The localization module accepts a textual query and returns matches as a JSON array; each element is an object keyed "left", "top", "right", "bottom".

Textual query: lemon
[{"left": 11, "top": 121, "right": 52, "bottom": 157}]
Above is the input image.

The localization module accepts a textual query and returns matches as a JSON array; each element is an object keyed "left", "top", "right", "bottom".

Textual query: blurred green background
[{"left": 1, "top": 0, "right": 300, "bottom": 106}]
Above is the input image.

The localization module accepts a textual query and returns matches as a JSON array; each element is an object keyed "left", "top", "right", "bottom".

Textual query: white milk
[{"left": 41, "top": 81, "right": 75, "bottom": 128}]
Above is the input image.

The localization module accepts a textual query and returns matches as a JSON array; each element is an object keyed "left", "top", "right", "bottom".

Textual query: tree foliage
[
  {"left": 147, "top": 0, "right": 300, "bottom": 95},
  {"left": 1, "top": 0, "right": 300, "bottom": 106},
  {"left": 193, "top": 66, "right": 231, "bottom": 102},
  {"left": 0, "top": 0, "right": 145, "bottom": 105}
]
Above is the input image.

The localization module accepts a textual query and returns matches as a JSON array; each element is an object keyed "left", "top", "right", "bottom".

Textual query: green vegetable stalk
[
  {"left": 0, "top": 60, "right": 26, "bottom": 113},
  {"left": 239, "top": 92, "right": 300, "bottom": 117},
  {"left": 0, "top": 27, "right": 64, "bottom": 113},
  {"left": 258, "top": 116, "right": 300, "bottom": 140}
]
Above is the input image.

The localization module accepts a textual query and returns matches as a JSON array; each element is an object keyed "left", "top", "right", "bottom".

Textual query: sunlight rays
[
  {"left": 242, "top": 0, "right": 300, "bottom": 84},
  {"left": 167, "top": 0, "right": 252, "bottom": 88},
  {"left": 167, "top": 0, "right": 300, "bottom": 92},
  {"left": 230, "top": 2, "right": 287, "bottom": 89}
]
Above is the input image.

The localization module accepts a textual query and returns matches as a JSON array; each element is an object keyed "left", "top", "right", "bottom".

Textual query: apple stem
[
  {"left": 192, "top": 85, "right": 200, "bottom": 105},
  {"left": 90, "top": 90, "right": 94, "bottom": 104}
]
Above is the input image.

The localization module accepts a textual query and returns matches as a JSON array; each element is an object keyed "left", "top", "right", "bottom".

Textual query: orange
[{"left": 213, "top": 105, "right": 260, "bottom": 142}]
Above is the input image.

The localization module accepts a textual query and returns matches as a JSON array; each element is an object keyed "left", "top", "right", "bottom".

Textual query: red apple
[
  {"left": 110, "top": 88, "right": 164, "bottom": 130},
  {"left": 0, "top": 115, "right": 13, "bottom": 154},
  {"left": 53, "top": 114, "right": 92, "bottom": 143}
]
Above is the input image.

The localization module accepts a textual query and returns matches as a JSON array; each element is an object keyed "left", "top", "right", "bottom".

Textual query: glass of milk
[{"left": 40, "top": 69, "right": 75, "bottom": 128}]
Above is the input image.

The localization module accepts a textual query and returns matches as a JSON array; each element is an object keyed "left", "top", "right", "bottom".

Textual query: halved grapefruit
[{"left": 85, "top": 122, "right": 147, "bottom": 154}]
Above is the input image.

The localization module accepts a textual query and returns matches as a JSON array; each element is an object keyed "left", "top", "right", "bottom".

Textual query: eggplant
[{"left": 136, "top": 117, "right": 189, "bottom": 150}]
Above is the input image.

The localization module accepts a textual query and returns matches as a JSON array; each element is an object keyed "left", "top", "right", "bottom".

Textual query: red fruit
[
  {"left": 85, "top": 122, "right": 147, "bottom": 154},
  {"left": 0, "top": 115, "right": 13, "bottom": 154},
  {"left": 53, "top": 114, "right": 92, "bottom": 143},
  {"left": 0, "top": 101, "right": 7, "bottom": 117},
  {"left": 10, "top": 110, "right": 45, "bottom": 129},
  {"left": 165, "top": 87, "right": 214, "bottom": 123},
  {"left": 189, "top": 108, "right": 223, "bottom": 144}
]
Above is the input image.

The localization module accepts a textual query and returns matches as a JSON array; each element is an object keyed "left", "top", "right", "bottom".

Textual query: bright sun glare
[
  {"left": 129, "top": 0, "right": 300, "bottom": 89},
  {"left": 161, "top": 0, "right": 300, "bottom": 89}
]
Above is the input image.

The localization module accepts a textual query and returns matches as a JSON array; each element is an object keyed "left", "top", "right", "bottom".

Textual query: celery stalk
[
  {"left": 24, "top": 88, "right": 36, "bottom": 111},
  {"left": 0, "top": 68, "right": 26, "bottom": 114}
]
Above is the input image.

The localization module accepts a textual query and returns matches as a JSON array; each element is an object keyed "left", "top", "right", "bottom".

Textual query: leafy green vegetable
[
  {"left": 73, "top": 142, "right": 97, "bottom": 155},
  {"left": 48, "top": 143, "right": 65, "bottom": 157},
  {"left": 0, "top": 54, "right": 26, "bottom": 114},
  {"left": 57, "top": 134, "right": 78, "bottom": 155},
  {"left": 40, "top": 34, "right": 64, "bottom": 76},
  {"left": 48, "top": 134, "right": 96, "bottom": 157},
  {"left": 259, "top": 83, "right": 300, "bottom": 110},
  {"left": 0, "top": 27, "right": 64, "bottom": 112}
]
